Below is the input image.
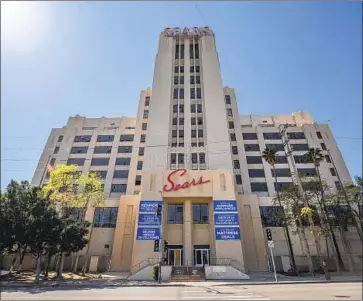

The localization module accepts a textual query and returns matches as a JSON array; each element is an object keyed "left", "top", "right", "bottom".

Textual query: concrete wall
[{"left": 205, "top": 265, "right": 250, "bottom": 280}]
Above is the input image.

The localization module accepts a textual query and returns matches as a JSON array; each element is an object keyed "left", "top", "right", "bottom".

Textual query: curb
[{"left": 211, "top": 279, "right": 363, "bottom": 286}]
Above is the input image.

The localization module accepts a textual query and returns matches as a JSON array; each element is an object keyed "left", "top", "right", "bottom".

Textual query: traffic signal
[
  {"left": 154, "top": 240, "right": 160, "bottom": 252},
  {"left": 266, "top": 229, "right": 272, "bottom": 241},
  {"left": 156, "top": 204, "right": 162, "bottom": 217},
  {"left": 164, "top": 240, "right": 168, "bottom": 252}
]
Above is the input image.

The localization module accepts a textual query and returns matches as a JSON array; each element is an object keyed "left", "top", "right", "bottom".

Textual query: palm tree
[
  {"left": 262, "top": 147, "right": 298, "bottom": 274},
  {"left": 303, "top": 148, "right": 345, "bottom": 271}
]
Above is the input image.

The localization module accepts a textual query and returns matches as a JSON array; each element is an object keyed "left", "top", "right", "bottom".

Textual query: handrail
[
  {"left": 127, "top": 257, "right": 160, "bottom": 279},
  {"left": 209, "top": 257, "right": 247, "bottom": 273}
]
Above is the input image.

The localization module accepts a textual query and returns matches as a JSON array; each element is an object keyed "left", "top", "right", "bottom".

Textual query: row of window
[
  {"left": 171, "top": 117, "right": 203, "bottom": 126},
  {"left": 67, "top": 157, "right": 131, "bottom": 166},
  {"left": 68, "top": 134, "right": 147, "bottom": 144},
  {"left": 174, "top": 65, "right": 201, "bottom": 73},
  {"left": 174, "top": 43, "right": 200, "bottom": 60},
  {"left": 242, "top": 132, "right": 306, "bottom": 140},
  {"left": 173, "top": 76, "right": 201, "bottom": 85},
  {"left": 173, "top": 88, "right": 202, "bottom": 100},
  {"left": 68, "top": 146, "right": 145, "bottom": 156},
  {"left": 171, "top": 130, "right": 204, "bottom": 138},
  {"left": 231, "top": 141, "right": 311, "bottom": 152}
]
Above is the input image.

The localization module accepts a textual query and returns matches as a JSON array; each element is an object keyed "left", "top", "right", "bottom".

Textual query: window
[
  {"left": 263, "top": 133, "right": 281, "bottom": 140},
  {"left": 135, "top": 175, "right": 142, "bottom": 186},
  {"left": 91, "top": 158, "right": 109, "bottom": 166},
  {"left": 228, "top": 121, "right": 234, "bottom": 129},
  {"left": 143, "top": 110, "right": 149, "bottom": 119},
  {"left": 190, "top": 104, "right": 196, "bottom": 113},
  {"left": 271, "top": 168, "right": 291, "bottom": 177},
  {"left": 294, "top": 155, "right": 313, "bottom": 164},
  {"left": 244, "top": 144, "right": 260, "bottom": 152},
  {"left": 190, "top": 66, "right": 194, "bottom": 73},
  {"left": 233, "top": 160, "right": 240, "bottom": 169},
  {"left": 179, "top": 118, "right": 184, "bottom": 125},
  {"left": 190, "top": 88, "right": 196, "bottom": 99},
  {"left": 180, "top": 66, "right": 184, "bottom": 73},
  {"left": 335, "top": 181, "right": 342, "bottom": 190},
  {"left": 297, "top": 168, "right": 316, "bottom": 177},
  {"left": 173, "top": 105, "right": 178, "bottom": 113},
  {"left": 175, "top": 44, "right": 180, "bottom": 58},
  {"left": 274, "top": 182, "right": 292, "bottom": 192},
  {"left": 54, "top": 147, "right": 60, "bottom": 154},
  {"left": 168, "top": 204, "right": 183, "bottom": 224},
  {"left": 290, "top": 144, "right": 309, "bottom": 151},
  {"left": 242, "top": 133, "right": 258, "bottom": 140},
  {"left": 174, "top": 66, "right": 179, "bottom": 73},
  {"left": 235, "top": 175, "right": 242, "bottom": 184},
  {"left": 196, "top": 66, "right": 200, "bottom": 73},
  {"left": 190, "top": 76, "right": 195, "bottom": 85},
  {"left": 179, "top": 88, "right": 184, "bottom": 99},
  {"left": 111, "top": 184, "right": 127, "bottom": 193},
  {"left": 325, "top": 155, "right": 331, "bottom": 163},
  {"left": 113, "top": 170, "right": 129, "bottom": 178},
  {"left": 225, "top": 95, "right": 231, "bottom": 104},
  {"left": 193, "top": 204, "right": 209, "bottom": 224},
  {"left": 232, "top": 146, "right": 238, "bottom": 155},
  {"left": 120, "top": 135, "right": 134, "bottom": 142},
  {"left": 197, "top": 104, "right": 202, "bottom": 113},
  {"left": 330, "top": 168, "right": 337, "bottom": 176},
  {"left": 50, "top": 158, "right": 56, "bottom": 166},
  {"left": 118, "top": 146, "right": 132, "bottom": 153},
  {"left": 198, "top": 130, "right": 203, "bottom": 137},
  {"left": 189, "top": 44, "right": 194, "bottom": 59},
  {"left": 97, "top": 135, "right": 114, "bottom": 142},
  {"left": 178, "top": 153, "right": 184, "bottom": 164},
  {"left": 287, "top": 132, "right": 306, "bottom": 140},
  {"left": 58, "top": 135, "right": 64, "bottom": 142},
  {"left": 265, "top": 144, "right": 284, "bottom": 151},
  {"left": 248, "top": 169, "right": 265, "bottom": 178},
  {"left": 70, "top": 146, "right": 88, "bottom": 154},
  {"left": 173, "top": 88, "right": 178, "bottom": 99},
  {"left": 196, "top": 88, "right": 201, "bottom": 99},
  {"left": 276, "top": 156, "right": 288, "bottom": 164},
  {"left": 199, "top": 153, "right": 205, "bottom": 164},
  {"left": 196, "top": 76, "right": 200, "bottom": 84},
  {"left": 179, "top": 130, "right": 184, "bottom": 138},
  {"left": 180, "top": 76, "right": 184, "bottom": 84},
  {"left": 321, "top": 143, "right": 327, "bottom": 151},
  {"left": 115, "top": 157, "right": 131, "bottom": 165},
  {"left": 91, "top": 170, "right": 107, "bottom": 179},
  {"left": 140, "top": 134, "right": 146, "bottom": 143},
  {"left": 316, "top": 132, "right": 322, "bottom": 139},
  {"left": 230, "top": 133, "right": 236, "bottom": 141},
  {"left": 192, "top": 153, "right": 198, "bottom": 164},
  {"left": 67, "top": 158, "right": 85, "bottom": 166},
  {"left": 179, "top": 104, "right": 184, "bottom": 113},
  {"left": 173, "top": 117, "right": 178, "bottom": 125},
  {"left": 195, "top": 44, "right": 200, "bottom": 59},
  {"left": 198, "top": 142, "right": 204, "bottom": 147},
  {"left": 170, "top": 153, "right": 177, "bottom": 164},
  {"left": 137, "top": 161, "right": 143, "bottom": 170},
  {"left": 172, "top": 130, "right": 178, "bottom": 138},
  {"left": 246, "top": 156, "right": 262, "bottom": 164},
  {"left": 138, "top": 147, "right": 144, "bottom": 156},
  {"left": 74, "top": 135, "right": 92, "bottom": 143},
  {"left": 251, "top": 182, "right": 268, "bottom": 192},
  {"left": 260, "top": 206, "right": 284, "bottom": 227},
  {"left": 94, "top": 146, "right": 112, "bottom": 154},
  {"left": 174, "top": 76, "right": 179, "bottom": 84},
  {"left": 93, "top": 207, "right": 118, "bottom": 228},
  {"left": 171, "top": 143, "right": 177, "bottom": 147},
  {"left": 142, "top": 123, "right": 147, "bottom": 130},
  {"left": 227, "top": 108, "right": 233, "bottom": 117},
  {"left": 145, "top": 96, "right": 150, "bottom": 106},
  {"left": 63, "top": 207, "right": 85, "bottom": 221},
  {"left": 197, "top": 117, "right": 203, "bottom": 125},
  {"left": 180, "top": 44, "right": 185, "bottom": 59}
]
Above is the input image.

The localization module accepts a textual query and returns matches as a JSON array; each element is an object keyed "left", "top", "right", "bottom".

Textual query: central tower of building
[{"left": 144, "top": 27, "right": 233, "bottom": 172}]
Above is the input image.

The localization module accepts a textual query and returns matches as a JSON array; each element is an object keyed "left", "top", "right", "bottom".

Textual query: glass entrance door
[
  {"left": 167, "top": 249, "right": 183, "bottom": 266},
  {"left": 194, "top": 249, "right": 209, "bottom": 266}
]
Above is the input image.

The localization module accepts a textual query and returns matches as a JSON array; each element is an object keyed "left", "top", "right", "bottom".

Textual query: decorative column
[{"left": 183, "top": 200, "right": 193, "bottom": 266}]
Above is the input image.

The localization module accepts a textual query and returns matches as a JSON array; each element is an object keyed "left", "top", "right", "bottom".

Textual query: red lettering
[{"left": 163, "top": 169, "right": 211, "bottom": 192}]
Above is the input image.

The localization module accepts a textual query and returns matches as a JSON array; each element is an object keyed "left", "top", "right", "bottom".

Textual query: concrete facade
[{"left": 27, "top": 27, "right": 361, "bottom": 275}]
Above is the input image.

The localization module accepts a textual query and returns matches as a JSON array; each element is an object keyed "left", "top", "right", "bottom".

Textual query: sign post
[
  {"left": 156, "top": 202, "right": 163, "bottom": 283},
  {"left": 266, "top": 229, "right": 277, "bottom": 282}
]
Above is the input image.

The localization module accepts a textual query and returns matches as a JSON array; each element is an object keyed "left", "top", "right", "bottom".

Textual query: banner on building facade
[
  {"left": 139, "top": 200, "right": 162, "bottom": 214},
  {"left": 138, "top": 213, "right": 160, "bottom": 226},
  {"left": 136, "top": 227, "right": 160, "bottom": 240},
  {"left": 213, "top": 200, "right": 237, "bottom": 213},
  {"left": 215, "top": 227, "right": 241, "bottom": 240},
  {"left": 214, "top": 213, "right": 239, "bottom": 226}
]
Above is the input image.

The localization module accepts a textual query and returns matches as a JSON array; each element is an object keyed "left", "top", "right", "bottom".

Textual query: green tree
[
  {"left": 262, "top": 147, "right": 298, "bottom": 274},
  {"left": 42, "top": 164, "right": 105, "bottom": 275},
  {"left": 303, "top": 148, "right": 345, "bottom": 271}
]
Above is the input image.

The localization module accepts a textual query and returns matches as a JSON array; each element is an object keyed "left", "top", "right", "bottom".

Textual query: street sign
[{"left": 268, "top": 241, "right": 274, "bottom": 248}]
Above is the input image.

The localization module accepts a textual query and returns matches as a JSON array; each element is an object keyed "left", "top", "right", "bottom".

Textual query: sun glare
[{"left": 1, "top": 1, "right": 52, "bottom": 52}]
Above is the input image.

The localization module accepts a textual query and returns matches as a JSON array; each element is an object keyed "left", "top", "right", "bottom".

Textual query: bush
[{"left": 153, "top": 264, "right": 159, "bottom": 281}]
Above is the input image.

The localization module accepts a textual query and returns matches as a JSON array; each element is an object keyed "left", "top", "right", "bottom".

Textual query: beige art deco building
[{"left": 30, "top": 27, "right": 361, "bottom": 279}]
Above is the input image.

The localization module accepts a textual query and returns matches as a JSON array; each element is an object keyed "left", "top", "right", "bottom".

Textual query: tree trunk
[
  {"left": 273, "top": 166, "right": 298, "bottom": 275},
  {"left": 44, "top": 254, "right": 52, "bottom": 279},
  {"left": 339, "top": 227, "right": 354, "bottom": 272},
  {"left": 9, "top": 256, "right": 17, "bottom": 274},
  {"left": 34, "top": 255, "right": 42, "bottom": 283},
  {"left": 298, "top": 222, "right": 315, "bottom": 275},
  {"left": 57, "top": 253, "right": 65, "bottom": 279},
  {"left": 72, "top": 255, "right": 79, "bottom": 273},
  {"left": 17, "top": 248, "right": 26, "bottom": 273},
  {"left": 81, "top": 224, "right": 95, "bottom": 275}
]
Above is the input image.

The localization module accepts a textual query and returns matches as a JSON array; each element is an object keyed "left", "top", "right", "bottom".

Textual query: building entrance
[
  {"left": 167, "top": 245, "right": 183, "bottom": 266},
  {"left": 193, "top": 245, "right": 210, "bottom": 267}
]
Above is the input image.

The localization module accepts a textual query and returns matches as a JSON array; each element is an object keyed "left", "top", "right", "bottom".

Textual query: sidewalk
[{"left": 1, "top": 272, "right": 361, "bottom": 289}]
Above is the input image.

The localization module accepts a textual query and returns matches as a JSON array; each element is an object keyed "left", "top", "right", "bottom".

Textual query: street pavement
[{"left": 1, "top": 282, "right": 362, "bottom": 300}]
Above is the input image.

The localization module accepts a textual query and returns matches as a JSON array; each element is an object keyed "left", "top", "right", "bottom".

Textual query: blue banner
[
  {"left": 214, "top": 213, "right": 239, "bottom": 226},
  {"left": 136, "top": 227, "right": 160, "bottom": 240},
  {"left": 215, "top": 227, "right": 241, "bottom": 240},
  {"left": 139, "top": 201, "right": 162, "bottom": 214},
  {"left": 213, "top": 200, "right": 237, "bottom": 213},
  {"left": 138, "top": 213, "right": 160, "bottom": 226}
]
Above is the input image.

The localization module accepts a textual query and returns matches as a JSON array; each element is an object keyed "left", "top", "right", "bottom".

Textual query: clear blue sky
[{"left": 1, "top": 1, "right": 362, "bottom": 189}]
